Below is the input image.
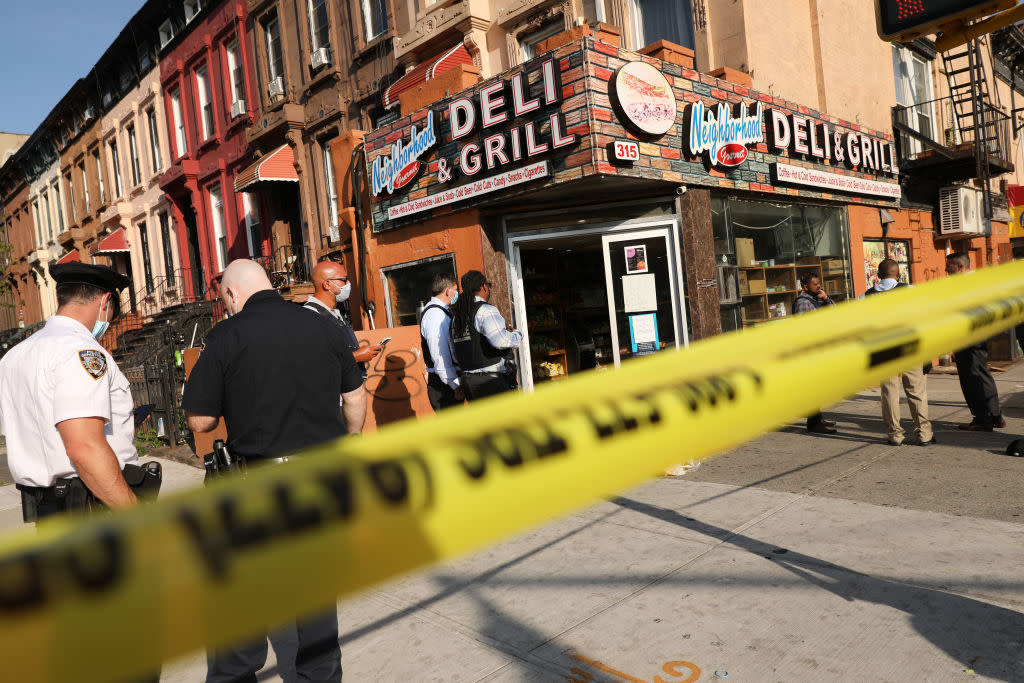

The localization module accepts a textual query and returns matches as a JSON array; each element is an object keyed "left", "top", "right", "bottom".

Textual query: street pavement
[{"left": 3, "top": 364, "right": 1024, "bottom": 681}]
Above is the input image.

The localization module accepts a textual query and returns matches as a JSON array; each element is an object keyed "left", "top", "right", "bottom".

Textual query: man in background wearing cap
[{"left": 0, "top": 262, "right": 144, "bottom": 519}]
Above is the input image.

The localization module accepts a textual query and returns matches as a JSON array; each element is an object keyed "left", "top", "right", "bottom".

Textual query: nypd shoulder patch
[{"left": 78, "top": 349, "right": 108, "bottom": 380}]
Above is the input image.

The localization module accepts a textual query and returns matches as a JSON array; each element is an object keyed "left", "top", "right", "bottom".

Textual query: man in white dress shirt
[{"left": 420, "top": 272, "right": 463, "bottom": 411}]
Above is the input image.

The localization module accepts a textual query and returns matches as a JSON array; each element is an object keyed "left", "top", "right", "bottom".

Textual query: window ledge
[
  {"left": 197, "top": 137, "right": 220, "bottom": 153},
  {"left": 355, "top": 32, "right": 393, "bottom": 60}
]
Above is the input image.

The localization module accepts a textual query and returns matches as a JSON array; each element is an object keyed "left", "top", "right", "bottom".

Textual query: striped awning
[
  {"left": 90, "top": 228, "right": 130, "bottom": 255},
  {"left": 55, "top": 250, "right": 81, "bottom": 264},
  {"left": 382, "top": 44, "right": 474, "bottom": 109},
  {"left": 234, "top": 145, "right": 299, "bottom": 192}
]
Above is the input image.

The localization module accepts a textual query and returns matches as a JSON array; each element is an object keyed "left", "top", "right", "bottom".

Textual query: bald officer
[
  {"left": 0, "top": 262, "right": 139, "bottom": 520},
  {"left": 183, "top": 259, "right": 364, "bottom": 683}
]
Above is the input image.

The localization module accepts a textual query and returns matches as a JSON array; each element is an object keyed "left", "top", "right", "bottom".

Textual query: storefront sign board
[
  {"left": 612, "top": 61, "right": 677, "bottom": 136},
  {"left": 768, "top": 109, "right": 898, "bottom": 177},
  {"left": 773, "top": 162, "right": 901, "bottom": 199},
  {"left": 387, "top": 161, "right": 549, "bottom": 219},
  {"left": 687, "top": 101, "right": 765, "bottom": 168}
]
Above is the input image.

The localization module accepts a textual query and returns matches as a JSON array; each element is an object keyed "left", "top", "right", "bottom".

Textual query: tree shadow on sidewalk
[{"left": 611, "top": 496, "right": 1024, "bottom": 681}]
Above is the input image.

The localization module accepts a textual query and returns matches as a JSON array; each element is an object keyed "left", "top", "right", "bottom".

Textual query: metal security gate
[{"left": 123, "top": 358, "right": 181, "bottom": 446}]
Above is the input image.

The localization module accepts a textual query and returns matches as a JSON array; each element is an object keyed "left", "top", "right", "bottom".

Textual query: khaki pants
[{"left": 880, "top": 366, "right": 932, "bottom": 444}]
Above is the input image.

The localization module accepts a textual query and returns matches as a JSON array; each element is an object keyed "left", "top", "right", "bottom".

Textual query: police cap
[{"left": 49, "top": 262, "right": 130, "bottom": 293}]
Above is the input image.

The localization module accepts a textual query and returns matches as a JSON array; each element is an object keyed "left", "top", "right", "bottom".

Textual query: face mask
[
  {"left": 333, "top": 282, "right": 351, "bottom": 303},
  {"left": 92, "top": 298, "right": 110, "bottom": 339},
  {"left": 450, "top": 291, "right": 459, "bottom": 305}
]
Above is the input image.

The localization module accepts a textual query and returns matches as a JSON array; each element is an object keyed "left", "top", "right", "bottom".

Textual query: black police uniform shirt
[{"left": 182, "top": 290, "right": 363, "bottom": 458}]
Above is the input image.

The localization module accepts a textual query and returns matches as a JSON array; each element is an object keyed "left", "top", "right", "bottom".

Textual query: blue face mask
[
  {"left": 91, "top": 301, "right": 110, "bottom": 339},
  {"left": 450, "top": 291, "right": 459, "bottom": 305}
]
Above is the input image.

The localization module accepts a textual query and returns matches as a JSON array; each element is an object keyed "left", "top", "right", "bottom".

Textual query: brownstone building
[
  {"left": 0, "top": 158, "right": 43, "bottom": 331},
  {"left": 241, "top": 0, "right": 399, "bottom": 293}
]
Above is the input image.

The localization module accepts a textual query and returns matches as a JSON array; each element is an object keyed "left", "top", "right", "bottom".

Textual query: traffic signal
[{"left": 876, "top": 0, "right": 1015, "bottom": 41}]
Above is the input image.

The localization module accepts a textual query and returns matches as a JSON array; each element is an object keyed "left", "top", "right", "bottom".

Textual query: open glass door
[{"left": 601, "top": 229, "right": 682, "bottom": 367}]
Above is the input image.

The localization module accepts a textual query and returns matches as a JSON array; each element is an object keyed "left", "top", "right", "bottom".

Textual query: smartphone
[{"left": 379, "top": 337, "right": 392, "bottom": 346}]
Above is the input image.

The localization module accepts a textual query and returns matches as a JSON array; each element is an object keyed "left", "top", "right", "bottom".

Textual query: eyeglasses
[{"left": 327, "top": 276, "right": 349, "bottom": 284}]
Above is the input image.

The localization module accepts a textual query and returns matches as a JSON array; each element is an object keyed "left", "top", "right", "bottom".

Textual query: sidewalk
[{"left": 3, "top": 365, "right": 1024, "bottom": 681}]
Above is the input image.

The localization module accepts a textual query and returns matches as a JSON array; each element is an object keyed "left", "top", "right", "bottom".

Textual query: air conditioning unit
[
  {"left": 268, "top": 76, "right": 285, "bottom": 98},
  {"left": 939, "top": 186, "right": 984, "bottom": 236},
  {"left": 230, "top": 99, "right": 246, "bottom": 119},
  {"left": 310, "top": 47, "right": 331, "bottom": 69},
  {"left": 83, "top": 106, "right": 96, "bottom": 121}
]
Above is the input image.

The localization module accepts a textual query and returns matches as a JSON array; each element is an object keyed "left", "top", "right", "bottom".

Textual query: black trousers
[
  {"left": 427, "top": 372, "right": 460, "bottom": 412},
  {"left": 460, "top": 372, "right": 514, "bottom": 402},
  {"left": 954, "top": 343, "right": 1001, "bottom": 425},
  {"left": 206, "top": 609, "right": 341, "bottom": 683}
]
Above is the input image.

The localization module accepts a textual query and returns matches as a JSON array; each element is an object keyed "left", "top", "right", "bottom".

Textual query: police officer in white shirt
[{"left": 0, "top": 262, "right": 142, "bottom": 521}]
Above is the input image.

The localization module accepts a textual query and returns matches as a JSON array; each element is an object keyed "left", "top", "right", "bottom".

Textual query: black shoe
[
  {"left": 808, "top": 423, "right": 837, "bottom": 435},
  {"left": 995, "top": 416, "right": 1007, "bottom": 429},
  {"left": 821, "top": 419, "right": 836, "bottom": 428},
  {"left": 959, "top": 421, "right": 993, "bottom": 432},
  {"left": 915, "top": 436, "right": 937, "bottom": 446}
]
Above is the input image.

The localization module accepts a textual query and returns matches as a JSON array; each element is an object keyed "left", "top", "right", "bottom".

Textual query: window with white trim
[
  {"left": 159, "top": 19, "right": 175, "bottom": 48},
  {"left": 41, "top": 189, "right": 53, "bottom": 242},
  {"left": 109, "top": 139, "right": 124, "bottom": 198},
  {"left": 892, "top": 45, "right": 936, "bottom": 157},
  {"left": 308, "top": 0, "right": 330, "bottom": 52},
  {"left": 520, "top": 21, "right": 563, "bottom": 61},
  {"left": 265, "top": 16, "right": 284, "bottom": 82},
  {"left": 79, "top": 163, "right": 90, "bottom": 212},
  {"left": 171, "top": 88, "right": 188, "bottom": 157},
  {"left": 196, "top": 64, "right": 214, "bottom": 140},
  {"left": 139, "top": 221, "right": 154, "bottom": 293},
  {"left": 66, "top": 173, "right": 77, "bottom": 223},
  {"left": 242, "top": 192, "right": 262, "bottom": 257},
  {"left": 147, "top": 107, "right": 162, "bottom": 173},
  {"left": 52, "top": 181, "right": 64, "bottom": 233},
  {"left": 159, "top": 211, "right": 175, "bottom": 285},
  {"left": 360, "top": 0, "right": 388, "bottom": 42},
  {"left": 627, "top": 0, "right": 694, "bottom": 51},
  {"left": 184, "top": 0, "right": 202, "bottom": 22},
  {"left": 209, "top": 183, "right": 228, "bottom": 271},
  {"left": 321, "top": 139, "right": 338, "bottom": 230},
  {"left": 94, "top": 150, "right": 105, "bottom": 203},
  {"left": 127, "top": 124, "right": 142, "bottom": 186},
  {"left": 225, "top": 39, "right": 245, "bottom": 108}
]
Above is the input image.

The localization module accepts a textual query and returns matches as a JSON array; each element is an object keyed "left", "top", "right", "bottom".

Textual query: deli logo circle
[
  {"left": 394, "top": 161, "right": 420, "bottom": 190},
  {"left": 717, "top": 144, "right": 748, "bottom": 167}
]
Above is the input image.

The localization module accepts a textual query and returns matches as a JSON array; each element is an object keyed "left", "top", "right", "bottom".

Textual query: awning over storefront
[
  {"left": 234, "top": 145, "right": 299, "bottom": 192},
  {"left": 55, "top": 250, "right": 81, "bottom": 264},
  {"left": 89, "top": 228, "right": 130, "bottom": 256},
  {"left": 382, "top": 44, "right": 474, "bottom": 109}
]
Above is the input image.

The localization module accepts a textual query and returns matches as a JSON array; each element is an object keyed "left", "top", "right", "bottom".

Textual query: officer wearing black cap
[{"left": 0, "top": 262, "right": 145, "bottom": 519}]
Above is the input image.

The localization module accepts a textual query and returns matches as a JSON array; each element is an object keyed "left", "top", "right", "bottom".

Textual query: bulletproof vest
[
  {"left": 420, "top": 303, "right": 452, "bottom": 370},
  {"left": 451, "top": 300, "right": 509, "bottom": 372},
  {"left": 864, "top": 282, "right": 907, "bottom": 296},
  {"left": 304, "top": 300, "right": 365, "bottom": 376}
]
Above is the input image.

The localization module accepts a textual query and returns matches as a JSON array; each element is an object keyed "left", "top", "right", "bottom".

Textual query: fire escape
[{"left": 892, "top": 34, "right": 1014, "bottom": 221}]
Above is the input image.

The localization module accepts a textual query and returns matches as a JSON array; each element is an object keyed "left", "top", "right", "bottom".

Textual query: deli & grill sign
[
  {"left": 767, "top": 109, "right": 898, "bottom": 176},
  {"left": 371, "top": 58, "right": 576, "bottom": 203}
]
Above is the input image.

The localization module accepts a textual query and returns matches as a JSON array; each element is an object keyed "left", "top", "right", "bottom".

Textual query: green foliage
[{"left": 134, "top": 428, "right": 163, "bottom": 457}]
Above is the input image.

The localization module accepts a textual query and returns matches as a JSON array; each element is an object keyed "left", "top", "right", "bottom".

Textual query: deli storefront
[{"left": 362, "top": 37, "right": 901, "bottom": 390}]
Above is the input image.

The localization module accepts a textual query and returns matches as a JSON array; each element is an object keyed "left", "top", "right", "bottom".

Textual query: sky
[{"left": 0, "top": 0, "right": 143, "bottom": 135}]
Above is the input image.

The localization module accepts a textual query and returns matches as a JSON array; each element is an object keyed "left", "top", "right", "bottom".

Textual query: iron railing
[
  {"left": 268, "top": 244, "right": 311, "bottom": 289},
  {"left": 892, "top": 95, "right": 1012, "bottom": 165}
]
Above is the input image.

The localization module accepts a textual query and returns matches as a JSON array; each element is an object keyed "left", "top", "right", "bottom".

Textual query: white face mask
[
  {"left": 91, "top": 296, "right": 110, "bottom": 339},
  {"left": 333, "top": 281, "right": 351, "bottom": 303}
]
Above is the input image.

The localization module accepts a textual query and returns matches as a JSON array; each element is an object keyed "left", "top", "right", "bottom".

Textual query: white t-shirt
[{"left": 0, "top": 315, "right": 138, "bottom": 487}]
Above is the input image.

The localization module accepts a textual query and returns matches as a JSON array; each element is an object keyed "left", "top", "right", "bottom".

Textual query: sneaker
[
  {"left": 887, "top": 439, "right": 904, "bottom": 446},
  {"left": 915, "top": 436, "right": 937, "bottom": 446}
]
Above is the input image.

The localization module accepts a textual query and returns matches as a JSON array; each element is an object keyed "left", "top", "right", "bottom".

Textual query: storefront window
[
  {"left": 381, "top": 253, "right": 457, "bottom": 327},
  {"left": 863, "top": 239, "right": 911, "bottom": 288},
  {"left": 714, "top": 198, "right": 850, "bottom": 328}
]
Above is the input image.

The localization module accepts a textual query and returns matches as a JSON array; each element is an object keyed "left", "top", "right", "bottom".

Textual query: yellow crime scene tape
[{"left": 1, "top": 262, "right": 1024, "bottom": 681}]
